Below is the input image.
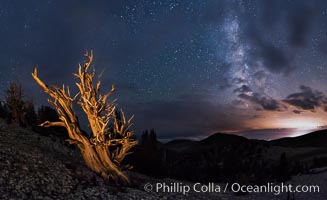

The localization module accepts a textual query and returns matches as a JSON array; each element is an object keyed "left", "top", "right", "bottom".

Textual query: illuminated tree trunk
[{"left": 32, "top": 51, "right": 137, "bottom": 184}]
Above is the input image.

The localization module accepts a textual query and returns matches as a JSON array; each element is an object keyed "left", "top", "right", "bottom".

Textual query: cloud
[
  {"left": 232, "top": 76, "right": 287, "bottom": 112},
  {"left": 240, "top": 23, "right": 294, "bottom": 74},
  {"left": 233, "top": 84, "right": 252, "bottom": 93},
  {"left": 256, "top": 1, "right": 317, "bottom": 48},
  {"left": 259, "top": 1, "right": 316, "bottom": 48},
  {"left": 236, "top": 1, "right": 321, "bottom": 75},
  {"left": 255, "top": 40, "right": 294, "bottom": 74},
  {"left": 238, "top": 92, "right": 287, "bottom": 112},
  {"left": 283, "top": 85, "right": 327, "bottom": 112},
  {"left": 293, "top": 110, "right": 303, "bottom": 114},
  {"left": 287, "top": 3, "right": 315, "bottom": 47}
]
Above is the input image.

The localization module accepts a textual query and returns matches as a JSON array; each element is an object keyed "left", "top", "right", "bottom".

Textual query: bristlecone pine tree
[{"left": 32, "top": 51, "right": 138, "bottom": 184}]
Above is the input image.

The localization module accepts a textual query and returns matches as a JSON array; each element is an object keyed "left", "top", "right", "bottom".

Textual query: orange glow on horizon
[
  {"left": 244, "top": 109, "right": 327, "bottom": 131},
  {"left": 275, "top": 119, "right": 321, "bottom": 129}
]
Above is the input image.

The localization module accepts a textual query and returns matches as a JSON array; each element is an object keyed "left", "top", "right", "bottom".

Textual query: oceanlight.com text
[{"left": 143, "top": 182, "right": 320, "bottom": 195}]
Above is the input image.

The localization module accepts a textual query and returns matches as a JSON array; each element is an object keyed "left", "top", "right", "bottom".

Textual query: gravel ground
[{"left": 0, "top": 121, "right": 326, "bottom": 200}]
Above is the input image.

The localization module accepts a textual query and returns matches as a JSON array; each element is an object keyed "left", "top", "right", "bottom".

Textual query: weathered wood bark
[{"left": 32, "top": 51, "right": 137, "bottom": 184}]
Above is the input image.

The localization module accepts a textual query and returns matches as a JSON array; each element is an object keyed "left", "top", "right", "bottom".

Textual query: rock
[{"left": 15, "top": 185, "right": 21, "bottom": 191}]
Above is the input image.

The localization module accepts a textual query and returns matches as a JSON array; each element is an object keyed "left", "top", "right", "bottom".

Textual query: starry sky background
[{"left": 2, "top": 0, "right": 327, "bottom": 140}]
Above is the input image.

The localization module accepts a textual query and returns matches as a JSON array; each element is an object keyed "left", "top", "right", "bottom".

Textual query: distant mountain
[
  {"left": 164, "top": 132, "right": 267, "bottom": 152},
  {"left": 164, "top": 139, "right": 196, "bottom": 152},
  {"left": 270, "top": 129, "right": 327, "bottom": 148},
  {"left": 199, "top": 132, "right": 253, "bottom": 145},
  {"left": 165, "top": 129, "right": 327, "bottom": 149},
  {"left": 165, "top": 139, "right": 195, "bottom": 146}
]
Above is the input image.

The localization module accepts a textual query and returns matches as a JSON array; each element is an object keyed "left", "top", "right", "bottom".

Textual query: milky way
[{"left": 1, "top": 1, "right": 327, "bottom": 140}]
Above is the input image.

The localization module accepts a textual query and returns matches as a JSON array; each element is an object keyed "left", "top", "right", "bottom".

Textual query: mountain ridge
[{"left": 164, "top": 129, "right": 327, "bottom": 150}]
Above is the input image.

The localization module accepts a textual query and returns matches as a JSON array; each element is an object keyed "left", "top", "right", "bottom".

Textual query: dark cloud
[
  {"left": 233, "top": 85, "right": 252, "bottom": 93},
  {"left": 238, "top": 1, "right": 321, "bottom": 74},
  {"left": 261, "top": 46, "right": 290, "bottom": 73},
  {"left": 238, "top": 92, "right": 287, "bottom": 112},
  {"left": 293, "top": 110, "right": 303, "bottom": 114},
  {"left": 284, "top": 85, "right": 327, "bottom": 112},
  {"left": 240, "top": 22, "right": 294, "bottom": 74},
  {"left": 254, "top": 1, "right": 317, "bottom": 48},
  {"left": 288, "top": 3, "right": 315, "bottom": 47},
  {"left": 255, "top": 40, "right": 294, "bottom": 74},
  {"left": 233, "top": 78, "right": 287, "bottom": 112}
]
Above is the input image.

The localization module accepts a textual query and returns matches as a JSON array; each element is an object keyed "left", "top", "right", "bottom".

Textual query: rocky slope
[{"left": 0, "top": 121, "right": 326, "bottom": 199}]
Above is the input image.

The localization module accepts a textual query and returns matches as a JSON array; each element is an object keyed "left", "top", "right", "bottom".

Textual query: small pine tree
[
  {"left": 149, "top": 128, "right": 157, "bottom": 149},
  {"left": 23, "top": 99, "right": 37, "bottom": 128},
  {"left": 138, "top": 128, "right": 163, "bottom": 176},
  {"left": 0, "top": 101, "right": 9, "bottom": 120},
  {"left": 141, "top": 129, "right": 149, "bottom": 145},
  {"left": 5, "top": 82, "right": 25, "bottom": 125}
]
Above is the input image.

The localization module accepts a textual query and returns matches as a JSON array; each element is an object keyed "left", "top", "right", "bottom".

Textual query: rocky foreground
[{"left": 0, "top": 121, "right": 326, "bottom": 199}]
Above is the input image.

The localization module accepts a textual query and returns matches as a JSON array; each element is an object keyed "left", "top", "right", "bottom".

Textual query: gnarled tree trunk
[{"left": 32, "top": 51, "right": 137, "bottom": 184}]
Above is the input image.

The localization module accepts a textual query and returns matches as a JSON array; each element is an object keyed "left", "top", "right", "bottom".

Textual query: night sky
[{"left": 2, "top": 0, "right": 327, "bottom": 140}]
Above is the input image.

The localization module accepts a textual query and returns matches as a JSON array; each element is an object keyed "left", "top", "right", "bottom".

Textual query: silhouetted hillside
[
  {"left": 270, "top": 129, "right": 327, "bottom": 147},
  {"left": 165, "top": 139, "right": 196, "bottom": 151},
  {"left": 200, "top": 132, "right": 248, "bottom": 145},
  {"left": 129, "top": 130, "right": 327, "bottom": 184},
  {"left": 166, "top": 139, "right": 195, "bottom": 146},
  {"left": 198, "top": 132, "right": 267, "bottom": 147}
]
